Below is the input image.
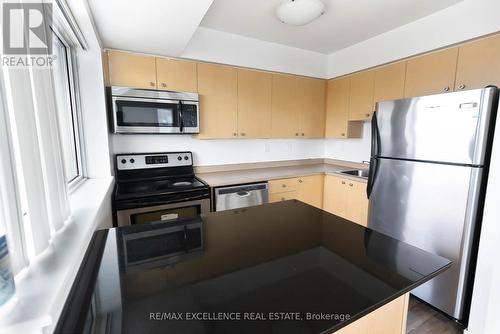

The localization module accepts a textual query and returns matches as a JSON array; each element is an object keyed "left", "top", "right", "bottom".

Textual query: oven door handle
[{"left": 125, "top": 194, "right": 209, "bottom": 207}]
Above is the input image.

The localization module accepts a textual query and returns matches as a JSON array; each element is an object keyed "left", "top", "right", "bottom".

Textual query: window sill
[{"left": 0, "top": 177, "right": 114, "bottom": 334}]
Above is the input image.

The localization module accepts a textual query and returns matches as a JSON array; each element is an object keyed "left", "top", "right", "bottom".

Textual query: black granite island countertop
[{"left": 56, "top": 201, "right": 450, "bottom": 334}]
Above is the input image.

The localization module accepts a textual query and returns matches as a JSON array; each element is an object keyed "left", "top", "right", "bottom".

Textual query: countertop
[
  {"left": 196, "top": 161, "right": 368, "bottom": 187},
  {"left": 55, "top": 201, "right": 450, "bottom": 334}
]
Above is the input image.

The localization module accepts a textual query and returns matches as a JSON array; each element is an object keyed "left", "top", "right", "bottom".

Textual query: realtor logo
[{"left": 2, "top": 3, "right": 52, "bottom": 55}]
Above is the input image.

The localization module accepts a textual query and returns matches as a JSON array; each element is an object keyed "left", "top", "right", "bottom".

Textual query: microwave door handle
[{"left": 178, "top": 101, "right": 184, "bottom": 133}]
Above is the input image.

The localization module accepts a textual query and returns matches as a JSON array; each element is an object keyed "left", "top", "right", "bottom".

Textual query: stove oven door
[{"left": 116, "top": 198, "right": 210, "bottom": 227}]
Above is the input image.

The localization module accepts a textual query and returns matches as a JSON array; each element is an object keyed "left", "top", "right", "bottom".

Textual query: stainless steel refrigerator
[{"left": 367, "top": 87, "right": 498, "bottom": 323}]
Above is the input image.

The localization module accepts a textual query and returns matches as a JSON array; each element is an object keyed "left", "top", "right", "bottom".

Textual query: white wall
[
  {"left": 466, "top": 108, "right": 500, "bottom": 334},
  {"left": 182, "top": 27, "right": 327, "bottom": 78},
  {"left": 324, "top": 122, "right": 371, "bottom": 162},
  {"left": 327, "top": 0, "right": 500, "bottom": 77},
  {"left": 111, "top": 135, "right": 325, "bottom": 166}
]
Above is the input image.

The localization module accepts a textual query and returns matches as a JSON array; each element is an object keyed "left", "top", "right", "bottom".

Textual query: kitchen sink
[{"left": 338, "top": 169, "right": 369, "bottom": 179}]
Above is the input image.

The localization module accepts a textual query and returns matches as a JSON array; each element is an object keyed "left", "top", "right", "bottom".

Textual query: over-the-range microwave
[{"left": 107, "top": 86, "right": 199, "bottom": 134}]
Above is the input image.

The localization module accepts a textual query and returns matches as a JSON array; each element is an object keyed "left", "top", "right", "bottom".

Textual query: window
[{"left": 51, "top": 30, "right": 84, "bottom": 184}]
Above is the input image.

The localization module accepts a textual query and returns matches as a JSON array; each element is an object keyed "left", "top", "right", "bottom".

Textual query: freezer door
[
  {"left": 368, "top": 158, "right": 482, "bottom": 320},
  {"left": 376, "top": 88, "right": 497, "bottom": 165}
]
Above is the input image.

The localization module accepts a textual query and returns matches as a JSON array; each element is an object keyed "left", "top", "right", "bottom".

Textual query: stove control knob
[
  {"left": 177, "top": 156, "right": 182, "bottom": 161},
  {"left": 121, "top": 159, "right": 126, "bottom": 164},
  {"left": 184, "top": 156, "right": 189, "bottom": 160},
  {"left": 130, "top": 159, "right": 135, "bottom": 163}
]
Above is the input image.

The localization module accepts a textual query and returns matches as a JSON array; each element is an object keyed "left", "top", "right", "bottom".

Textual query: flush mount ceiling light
[{"left": 275, "top": 0, "right": 326, "bottom": 26}]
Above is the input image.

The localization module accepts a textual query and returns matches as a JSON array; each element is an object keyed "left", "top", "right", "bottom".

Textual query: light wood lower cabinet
[
  {"left": 323, "top": 175, "right": 369, "bottom": 227},
  {"left": 335, "top": 293, "right": 409, "bottom": 334},
  {"left": 197, "top": 63, "right": 238, "bottom": 138},
  {"left": 297, "top": 175, "right": 324, "bottom": 209},
  {"left": 268, "top": 175, "right": 324, "bottom": 209},
  {"left": 404, "top": 48, "right": 459, "bottom": 97}
]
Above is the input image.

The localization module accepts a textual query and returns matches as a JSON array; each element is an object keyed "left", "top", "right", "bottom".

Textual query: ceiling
[
  {"left": 87, "top": 0, "right": 214, "bottom": 56},
  {"left": 200, "top": 0, "right": 463, "bottom": 54}
]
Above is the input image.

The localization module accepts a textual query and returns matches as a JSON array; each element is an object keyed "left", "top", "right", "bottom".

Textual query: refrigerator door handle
[{"left": 367, "top": 112, "right": 380, "bottom": 198}]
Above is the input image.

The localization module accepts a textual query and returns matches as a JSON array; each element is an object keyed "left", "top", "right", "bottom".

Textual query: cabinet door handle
[
  {"left": 443, "top": 86, "right": 450, "bottom": 92},
  {"left": 241, "top": 133, "right": 246, "bottom": 136},
  {"left": 233, "top": 133, "right": 237, "bottom": 136},
  {"left": 295, "top": 133, "right": 299, "bottom": 136},
  {"left": 349, "top": 183, "right": 353, "bottom": 187},
  {"left": 301, "top": 133, "right": 305, "bottom": 136},
  {"left": 341, "top": 133, "right": 346, "bottom": 137},
  {"left": 298, "top": 179, "right": 303, "bottom": 183},
  {"left": 281, "top": 197, "right": 285, "bottom": 201},
  {"left": 150, "top": 81, "right": 156, "bottom": 87},
  {"left": 365, "top": 113, "right": 370, "bottom": 118},
  {"left": 458, "top": 84, "right": 466, "bottom": 90},
  {"left": 341, "top": 181, "right": 346, "bottom": 185},
  {"left": 282, "top": 184, "right": 286, "bottom": 188},
  {"left": 161, "top": 83, "right": 167, "bottom": 88}
]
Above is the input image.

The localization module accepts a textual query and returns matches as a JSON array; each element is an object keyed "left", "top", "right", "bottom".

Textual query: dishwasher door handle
[{"left": 236, "top": 191, "right": 251, "bottom": 197}]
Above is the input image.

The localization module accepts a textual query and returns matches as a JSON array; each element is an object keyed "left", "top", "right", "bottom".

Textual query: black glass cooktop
[
  {"left": 56, "top": 201, "right": 451, "bottom": 334},
  {"left": 116, "top": 176, "right": 207, "bottom": 199}
]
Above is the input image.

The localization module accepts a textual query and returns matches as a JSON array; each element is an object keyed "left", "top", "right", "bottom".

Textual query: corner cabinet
[
  {"left": 107, "top": 50, "right": 157, "bottom": 89},
  {"left": 197, "top": 63, "right": 238, "bottom": 138},
  {"left": 325, "top": 77, "right": 362, "bottom": 138},
  {"left": 323, "top": 175, "right": 369, "bottom": 227}
]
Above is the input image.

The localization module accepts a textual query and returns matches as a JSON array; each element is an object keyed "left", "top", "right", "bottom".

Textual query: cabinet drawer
[
  {"left": 269, "top": 178, "right": 298, "bottom": 193},
  {"left": 269, "top": 191, "right": 297, "bottom": 203}
]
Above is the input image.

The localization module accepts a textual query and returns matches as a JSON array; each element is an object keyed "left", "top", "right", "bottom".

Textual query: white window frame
[{"left": 50, "top": 17, "right": 87, "bottom": 191}]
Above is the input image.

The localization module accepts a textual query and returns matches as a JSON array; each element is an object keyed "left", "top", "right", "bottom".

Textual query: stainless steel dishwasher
[{"left": 214, "top": 183, "right": 268, "bottom": 211}]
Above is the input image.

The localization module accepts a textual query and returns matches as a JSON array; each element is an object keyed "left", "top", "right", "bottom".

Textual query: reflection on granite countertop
[{"left": 57, "top": 201, "right": 451, "bottom": 334}]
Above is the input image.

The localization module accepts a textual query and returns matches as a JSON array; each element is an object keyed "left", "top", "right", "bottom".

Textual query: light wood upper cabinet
[
  {"left": 156, "top": 58, "right": 197, "bottom": 92},
  {"left": 197, "top": 63, "right": 238, "bottom": 138},
  {"left": 298, "top": 77, "right": 326, "bottom": 138},
  {"left": 271, "top": 74, "right": 301, "bottom": 138},
  {"left": 404, "top": 48, "right": 459, "bottom": 97},
  {"left": 345, "top": 179, "right": 369, "bottom": 227},
  {"left": 237, "top": 69, "right": 272, "bottom": 138},
  {"left": 107, "top": 50, "right": 157, "bottom": 89},
  {"left": 325, "top": 77, "right": 362, "bottom": 138},
  {"left": 349, "top": 70, "right": 375, "bottom": 121},
  {"left": 455, "top": 34, "right": 500, "bottom": 91},
  {"left": 374, "top": 62, "right": 406, "bottom": 108},
  {"left": 297, "top": 175, "right": 324, "bottom": 209}
]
